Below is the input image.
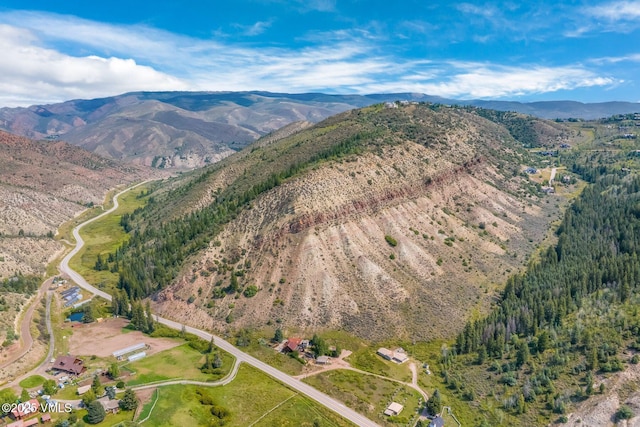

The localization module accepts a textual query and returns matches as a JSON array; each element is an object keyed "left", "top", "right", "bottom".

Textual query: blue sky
[{"left": 0, "top": 1, "right": 638, "bottom": 107}]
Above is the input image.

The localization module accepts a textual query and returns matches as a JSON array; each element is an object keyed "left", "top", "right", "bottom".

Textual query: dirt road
[{"left": 0, "top": 277, "right": 52, "bottom": 372}]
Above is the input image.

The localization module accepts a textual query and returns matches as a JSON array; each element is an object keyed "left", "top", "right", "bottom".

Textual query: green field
[
  {"left": 50, "top": 297, "right": 73, "bottom": 357},
  {"left": 126, "top": 344, "right": 235, "bottom": 386},
  {"left": 68, "top": 184, "right": 152, "bottom": 294},
  {"left": 303, "top": 370, "right": 422, "bottom": 426},
  {"left": 316, "top": 330, "right": 412, "bottom": 383},
  {"left": 140, "top": 364, "right": 353, "bottom": 426},
  {"left": 18, "top": 375, "right": 45, "bottom": 388}
]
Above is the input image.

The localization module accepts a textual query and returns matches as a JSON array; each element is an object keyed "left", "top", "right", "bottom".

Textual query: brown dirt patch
[{"left": 68, "top": 318, "right": 180, "bottom": 358}]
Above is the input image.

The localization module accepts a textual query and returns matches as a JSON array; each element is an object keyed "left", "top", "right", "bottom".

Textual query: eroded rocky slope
[{"left": 146, "top": 104, "right": 572, "bottom": 340}]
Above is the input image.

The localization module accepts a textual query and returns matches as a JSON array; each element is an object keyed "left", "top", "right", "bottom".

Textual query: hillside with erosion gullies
[
  {"left": 0, "top": 130, "right": 157, "bottom": 277},
  {"left": 113, "top": 103, "right": 575, "bottom": 341}
]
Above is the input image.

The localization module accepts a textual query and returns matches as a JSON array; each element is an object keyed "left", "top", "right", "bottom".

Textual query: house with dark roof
[{"left": 52, "top": 355, "right": 85, "bottom": 375}]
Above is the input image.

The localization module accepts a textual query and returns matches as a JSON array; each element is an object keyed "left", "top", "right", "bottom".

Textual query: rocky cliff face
[{"left": 150, "top": 104, "right": 571, "bottom": 340}]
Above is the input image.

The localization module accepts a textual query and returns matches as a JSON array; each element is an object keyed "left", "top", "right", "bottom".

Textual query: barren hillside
[
  {"left": 141, "top": 104, "right": 574, "bottom": 340},
  {"left": 0, "top": 130, "right": 155, "bottom": 277}
]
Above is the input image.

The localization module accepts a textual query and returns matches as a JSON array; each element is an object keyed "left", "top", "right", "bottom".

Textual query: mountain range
[{"left": 1, "top": 91, "right": 638, "bottom": 169}]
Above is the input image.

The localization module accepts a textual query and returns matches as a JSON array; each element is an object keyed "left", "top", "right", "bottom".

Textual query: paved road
[
  {"left": 59, "top": 181, "right": 380, "bottom": 427},
  {"left": 60, "top": 181, "right": 152, "bottom": 301}
]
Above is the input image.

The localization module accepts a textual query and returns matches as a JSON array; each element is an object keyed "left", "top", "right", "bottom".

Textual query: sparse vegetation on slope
[{"left": 101, "top": 103, "right": 572, "bottom": 341}]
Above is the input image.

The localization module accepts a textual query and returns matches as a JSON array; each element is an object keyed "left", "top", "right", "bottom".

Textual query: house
[
  {"left": 52, "top": 355, "right": 85, "bottom": 375},
  {"left": 316, "top": 355, "right": 331, "bottom": 365},
  {"left": 391, "top": 348, "right": 409, "bottom": 364},
  {"left": 376, "top": 347, "right": 409, "bottom": 364},
  {"left": 11, "top": 399, "right": 39, "bottom": 420},
  {"left": 77, "top": 384, "right": 91, "bottom": 395},
  {"left": 41, "top": 413, "right": 52, "bottom": 423},
  {"left": 377, "top": 348, "right": 393, "bottom": 360},
  {"left": 524, "top": 167, "right": 538, "bottom": 174},
  {"left": 383, "top": 402, "right": 404, "bottom": 416},
  {"left": 429, "top": 416, "right": 445, "bottom": 427},
  {"left": 282, "top": 338, "right": 302, "bottom": 353},
  {"left": 541, "top": 186, "right": 555, "bottom": 194},
  {"left": 562, "top": 175, "right": 571, "bottom": 184},
  {"left": 98, "top": 397, "right": 120, "bottom": 414}
]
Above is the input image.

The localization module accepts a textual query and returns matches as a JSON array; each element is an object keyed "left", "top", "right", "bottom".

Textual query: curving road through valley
[{"left": 58, "top": 181, "right": 380, "bottom": 427}]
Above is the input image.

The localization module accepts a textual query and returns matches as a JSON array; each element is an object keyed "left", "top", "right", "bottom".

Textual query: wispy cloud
[
  {"left": 586, "top": 1, "right": 640, "bottom": 21},
  {"left": 294, "top": 0, "right": 336, "bottom": 13},
  {"left": 591, "top": 53, "right": 640, "bottom": 64},
  {"left": 567, "top": 0, "right": 640, "bottom": 36},
  {"left": 0, "top": 10, "right": 620, "bottom": 106},
  {"left": 232, "top": 20, "right": 274, "bottom": 36},
  {"left": 361, "top": 63, "right": 617, "bottom": 99}
]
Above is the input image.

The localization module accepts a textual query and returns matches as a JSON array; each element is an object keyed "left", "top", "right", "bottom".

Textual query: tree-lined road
[{"left": 59, "top": 181, "right": 380, "bottom": 427}]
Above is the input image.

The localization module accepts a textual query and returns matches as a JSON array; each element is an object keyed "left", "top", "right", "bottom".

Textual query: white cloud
[
  {"left": 232, "top": 20, "right": 274, "bottom": 36},
  {"left": 0, "top": 11, "right": 620, "bottom": 106},
  {"left": 568, "top": 1, "right": 640, "bottom": 36},
  {"left": 0, "top": 24, "right": 189, "bottom": 107},
  {"left": 591, "top": 53, "right": 640, "bottom": 64},
  {"left": 586, "top": 1, "right": 640, "bottom": 21},
  {"left": 360, "top": 63, "right": 616, "bottom": 99}
]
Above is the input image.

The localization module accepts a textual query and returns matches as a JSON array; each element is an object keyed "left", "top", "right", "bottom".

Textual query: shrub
[
  {"left": 243, "top": 285, "right": 258, "bottom": 298},
  {"left": 616, "top": 405, "right": 634, "bottom": 421},
  {"left": 384, "top": 235, "right": 398, "bottom": 247}
]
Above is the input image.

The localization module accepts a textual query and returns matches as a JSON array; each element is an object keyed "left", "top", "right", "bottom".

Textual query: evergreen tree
[
  {"left": 144, "top": 300, "right": 154, "bottom": 333},
  {"left": 130, "top": 301, "right": 145, "bottom": 331},
  {"left": 426, "top": 389, "right": 442, "bottom": 416},
  {"left": 20, "top": 388, "right": 29, "bottom": 402},
  {"left": 105, "top": 386, "right": 116, "bottom": 400},
  {"left": 119, "top": 389, "right": 138, "bottom": 411},
  {"left": 86, "top": 400, "right": 105, "bottom": 424},
  {"left": 213, "top": 353, "right": 222, "bottom": 369},
  {"left": 82, "top": 304, "right": 95, "bottom": 323},
  {"left": 94, "top": 254, "right": 105, "bottom": 271},
  {"left": 91, "top": 375, "right": 102, "bottom": 396},
  {"left": 273, "top": 328, "right": 283, "bottom": 343}
]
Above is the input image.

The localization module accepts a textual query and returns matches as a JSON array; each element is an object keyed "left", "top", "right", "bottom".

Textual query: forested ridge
[
  {"left": 447, "top": 167, "right": 640, "bottom": 424},
  {"left": 457, "top": 173, "right": 640, "bottom": 356}
]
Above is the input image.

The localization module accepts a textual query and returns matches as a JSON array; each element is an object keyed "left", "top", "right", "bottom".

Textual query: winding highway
[{"left": 59, "top": 181, "right": 380, "bottom": 427}]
